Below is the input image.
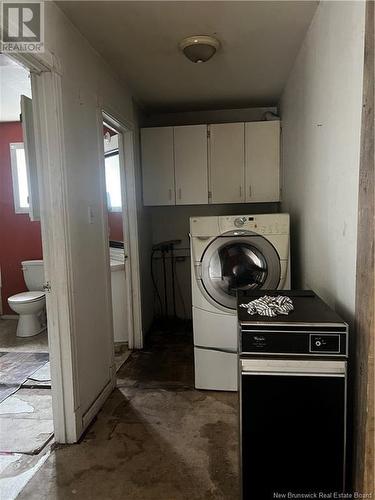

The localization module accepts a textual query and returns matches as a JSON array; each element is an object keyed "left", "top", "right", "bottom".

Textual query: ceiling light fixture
[{"left": 179, "top": 35, "right": 220, "bottom": 63}]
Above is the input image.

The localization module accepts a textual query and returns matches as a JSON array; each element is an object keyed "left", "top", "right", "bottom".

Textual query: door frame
[
  {"left": 102, "top": 111, "right": 143, "bottom": 351},
  {"left": 8, "top": 52, "right": 143, "bottom": 444},
  {"left": 9, "top": 51, "right": 79, "bottom": 442}
]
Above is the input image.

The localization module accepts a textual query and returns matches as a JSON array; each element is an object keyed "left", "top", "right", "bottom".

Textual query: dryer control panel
[
  {"left": 219, "top": 214, "right": 289, "bottom": 235},
  {"left": 234, "top": 216, "right": 248, "bottom": 228}
]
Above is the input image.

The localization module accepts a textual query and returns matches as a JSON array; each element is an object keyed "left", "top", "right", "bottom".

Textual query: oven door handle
[{"left": 241, "top": 359, "right": 346, "bottom": 376}]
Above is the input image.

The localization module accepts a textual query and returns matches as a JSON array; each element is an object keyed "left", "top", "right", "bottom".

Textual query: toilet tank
[{"left": 22, "top": 260, "right": 44, "bottom": 291}]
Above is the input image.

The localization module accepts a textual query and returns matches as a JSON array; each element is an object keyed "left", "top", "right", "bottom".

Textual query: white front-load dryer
[{"left": 190, "top": 213, "right": 290, "bottom": 391}]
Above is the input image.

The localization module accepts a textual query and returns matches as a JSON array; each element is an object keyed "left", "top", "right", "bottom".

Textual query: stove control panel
[
  {"left": 241, "top": 329, "right": 348, "bottom": 357},
  {"left": 309, "top": 334, "right": 340, "bottom": 353}
]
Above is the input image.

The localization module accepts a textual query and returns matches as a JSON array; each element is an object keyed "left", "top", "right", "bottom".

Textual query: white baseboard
[
  {"left": 81, "top": 377, "right": 115, "bottom": 432},
  {"left": 1, "top": 315, "right": 18, "bottom": 320}
]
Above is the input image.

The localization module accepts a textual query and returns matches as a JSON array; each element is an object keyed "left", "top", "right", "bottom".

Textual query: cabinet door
[
  {"left": 141, "top": 127, "right": 175, "bottom": 206},
  {"left": 174, "top": 125, "right": 208, "bottom": 205},
  {"left": 245, "top": 121, "right": 280, "bottom": 202},
  {"left": 209, "top": 123, "right": 245, "bottom": 204}
]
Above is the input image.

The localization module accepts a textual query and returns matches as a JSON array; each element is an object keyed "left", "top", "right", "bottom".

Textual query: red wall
[
  {"left": 108, "top": 212, "right": 123, "bottom": 242},
  {"left": 0, "top": 122, "right": 43, "bottom": 314}
]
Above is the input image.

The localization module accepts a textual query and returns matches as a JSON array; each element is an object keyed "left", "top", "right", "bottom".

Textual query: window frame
[
  {"left": 104, "top": 148, "right": 122, "bottom": 212},
  {"left": 9, "top": 142, "right": 30, "bottom": 214}
]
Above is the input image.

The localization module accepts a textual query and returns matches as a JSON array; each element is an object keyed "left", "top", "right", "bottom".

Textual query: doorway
[
  {"left": 0, "top": 54, "right": 54, "bottom": 494},
  {"left": 102, "top": 121, "right": 132, "bottom": 369},
  {"left": 2, "top": 49, "right": 144, "bottom": 453},
  {"left": 102, "top": 112, "right": 143, "bottom": 353}
]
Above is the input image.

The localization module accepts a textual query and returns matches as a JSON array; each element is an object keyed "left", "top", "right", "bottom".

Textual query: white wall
[
  {"left": 142, "top": 106, "right": 277, "bottom": 127},
  {"left": 280, "top": 1, "right": 365, "bottom": 322},
  {"left": 43, "top": 3, "right": 152, "bottom": 419}
]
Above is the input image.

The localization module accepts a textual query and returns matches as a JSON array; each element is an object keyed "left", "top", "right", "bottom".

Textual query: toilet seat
[{"left": 8, "top": 291, "right": 45, "bottom": 304}]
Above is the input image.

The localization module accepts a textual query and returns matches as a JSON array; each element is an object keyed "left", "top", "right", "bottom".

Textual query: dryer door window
[{"left": 201, "top": 235, "right": 281, "bottom": 310}]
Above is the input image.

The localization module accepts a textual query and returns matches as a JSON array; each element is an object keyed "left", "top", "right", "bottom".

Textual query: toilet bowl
[
  {"left": 8, "top": 292, "right": 46, "bottom": 337},
  {"left": 7, "top": 260, "right": 46, "bottom": 338}
]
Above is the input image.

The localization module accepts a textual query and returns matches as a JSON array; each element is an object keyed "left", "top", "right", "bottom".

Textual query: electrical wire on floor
[
  {"left": 151, "top": 248, "right": 163, "bottom": 318},
  {"left": 150, "top": 240, "right": 193, "bottom": 332},
  {"left": 174, "top": 260, "right": 189, "bottom": 329}
]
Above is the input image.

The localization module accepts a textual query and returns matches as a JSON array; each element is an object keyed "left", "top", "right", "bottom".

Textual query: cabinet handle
[
  {"left": 168, "top": 188, "right": 172, "bottom": 201},
  {"left": 178, "top": 188, "right": 182, "bottom": 200},
  {"left": 249, "top": 185, "right": 252, "bottom": 198},
  {"left": 239, "top": 185, "right": 242, "bottom": 199}
]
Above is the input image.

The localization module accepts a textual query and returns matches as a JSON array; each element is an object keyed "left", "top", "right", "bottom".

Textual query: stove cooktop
[
  {"left": 237, "top": 290, "right": 345, "bottom": 325},
  {"left": 238, "top": 290, "right": 348, "bottom": 357}
]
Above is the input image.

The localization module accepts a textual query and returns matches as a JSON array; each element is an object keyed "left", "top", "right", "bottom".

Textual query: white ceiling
[
  {"left": 0, "top": 55, "right": 32, "bottom": 122},
  {"left": 59, "top": 1, "right": 318, "bottom": 112}
]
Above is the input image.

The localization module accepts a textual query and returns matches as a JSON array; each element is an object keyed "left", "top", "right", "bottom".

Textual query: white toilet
[{"left": 8, "top": 260, "right": 46, "bottom": 338}]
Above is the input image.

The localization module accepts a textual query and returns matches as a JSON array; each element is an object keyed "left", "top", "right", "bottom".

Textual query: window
[
  {"left": 104, "top": 151, "right": 122, "bottom": 212},
  {"left": 10, "top": 143, "right": 30, "bottom": 214}
]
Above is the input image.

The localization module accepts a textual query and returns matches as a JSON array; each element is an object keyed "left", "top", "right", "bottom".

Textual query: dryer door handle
[{"left": 195, "top": 263, "right": 202, "bottom": 280}]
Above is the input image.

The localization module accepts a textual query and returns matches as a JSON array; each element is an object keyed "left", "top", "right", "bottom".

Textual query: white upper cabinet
[
  {"left": 245, "top": 121, "right": 280, "bottom": 202},
  {"left": 209, "top": 123, "right": 245, "bottom": 204},
  {"left": 140, "top": 121, "right": 280, "bottom": 206},
  {"left": 174, "top": 125, "right": 208, "bottom": 205},
  {"left": 141, "top": 127, "right": 175, "bottom": 206}
]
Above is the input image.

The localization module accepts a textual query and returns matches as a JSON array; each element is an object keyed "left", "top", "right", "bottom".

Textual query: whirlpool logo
[{"left": 1, "top": 0, "right": 44, "bottom": 52}]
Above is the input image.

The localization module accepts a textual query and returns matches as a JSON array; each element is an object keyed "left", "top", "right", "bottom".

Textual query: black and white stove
[{"left": 238, "top": 290, "right": 348, "bottom": 499}]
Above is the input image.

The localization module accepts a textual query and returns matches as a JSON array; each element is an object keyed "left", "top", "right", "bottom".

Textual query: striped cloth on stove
[{"left": 239, "top": 295, "right": 294, "bottom": 317}]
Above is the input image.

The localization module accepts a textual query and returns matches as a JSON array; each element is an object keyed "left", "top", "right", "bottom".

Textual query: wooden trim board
[{"left": 353, "top": 0, "right": 374, "bottom": 494}]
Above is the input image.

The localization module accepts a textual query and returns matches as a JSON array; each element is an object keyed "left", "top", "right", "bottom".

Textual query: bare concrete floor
[{"left": 17, "top": 331, "right": 240, "bottom": 500}]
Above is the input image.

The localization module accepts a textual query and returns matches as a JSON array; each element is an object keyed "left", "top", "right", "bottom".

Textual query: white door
[
  {"left": 245, "top": 121, "right": 280, "bottom": 202},
  {"left": 174, "top": 125, "right": 208, "bottom": 205},
  {"left": 22, "top": 61, "right": 143, "bottom": 445},
  {"left": 209, "top": 123, "right": 245, "bottom": 204},
  {"left": 21, "top": 95, "right": 40, "bottom": 221},
  {"left": 141, "top": 127, "right": 175, "bottom": 206}
]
